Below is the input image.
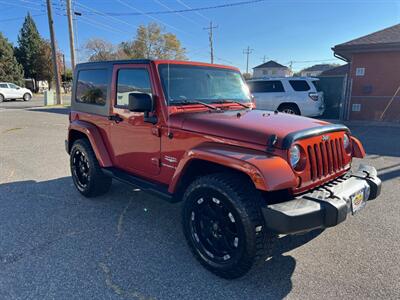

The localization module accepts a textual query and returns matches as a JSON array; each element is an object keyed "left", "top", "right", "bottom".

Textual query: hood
[{"left": 170, "top": 110, "right": 329, "bottom": 148}]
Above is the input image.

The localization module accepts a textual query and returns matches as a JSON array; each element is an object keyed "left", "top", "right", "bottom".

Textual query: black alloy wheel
[
  {"left": 71, "top": 149, "right": 90, "bottom": 190},
  {"left": 189, "top": 194, "right": 241, "bottom": 264},
  {"left": 182, "top": 173, "right": 275, "bottom": 279},
  {"left": 70, "top": 139, "right": 112, "bottom": 197}
]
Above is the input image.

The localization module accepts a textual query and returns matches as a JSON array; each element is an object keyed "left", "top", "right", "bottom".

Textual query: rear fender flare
[
  {"left": 168, "top": 144, "right": 297, "bottom": 193},
  {"left": 68, "top": 120, "right": 112, "bottom": 167}
]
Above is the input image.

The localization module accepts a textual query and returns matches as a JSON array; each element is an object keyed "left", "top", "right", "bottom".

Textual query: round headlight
[
  {"left": 343, "top": 134, "right": 350, "bottom": 150},
  {"left": 289, "top": 145, "right": 301, "bottom": 168}
]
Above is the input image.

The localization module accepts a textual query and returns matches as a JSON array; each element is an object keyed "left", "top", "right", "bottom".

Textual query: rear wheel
[
  {"left": 23, "top": 93, "right": 31, "bottom": 101},
  {"left": 70, "top": 139, "right": 112, "bottom": 197},
  {"left": 182, "top": 173, "right": 275, "bottom": 279},
  {"left": 0, "top": 94, "right": 4, "bottom": 103},
  {"left": 278, "top": 103, "right": 300, "bottom": 115}
]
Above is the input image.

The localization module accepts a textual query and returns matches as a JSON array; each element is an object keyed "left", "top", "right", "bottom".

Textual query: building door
[{"left": 317, "top": 75, "right": 347, "bottom": 119}]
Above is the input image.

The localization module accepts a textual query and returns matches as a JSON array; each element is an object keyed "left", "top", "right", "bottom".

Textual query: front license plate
[{"left": 351, "top": 189, "right": 366, "bottom": 214}]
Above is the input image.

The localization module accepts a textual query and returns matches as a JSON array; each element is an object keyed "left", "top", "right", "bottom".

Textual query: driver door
[{"left": 108, "top": 64, "right": 161, "bottom": 176}]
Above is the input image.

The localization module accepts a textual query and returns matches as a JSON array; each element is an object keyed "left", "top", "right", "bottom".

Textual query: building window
[
  {"left": 352, "top": 104, "right": 361, "bottom": 112},
  {"left": 262, "top": 70, "right": 268, "bottom": 75},
  {"left": 355, "top": 67, "right": 365, "bottom": 76}
]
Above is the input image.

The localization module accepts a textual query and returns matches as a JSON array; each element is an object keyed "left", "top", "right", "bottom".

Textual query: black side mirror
[
  {"left": 128, "top": 92, "right": 157, "bottom": 124},
  {"left": 128, "top": 92, "right": 153, "bottom": 112}
]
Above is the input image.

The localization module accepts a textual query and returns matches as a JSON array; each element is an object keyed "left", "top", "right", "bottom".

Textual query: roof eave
[{"left": 332, "top": 42, "right": 400, "bottom": 61}]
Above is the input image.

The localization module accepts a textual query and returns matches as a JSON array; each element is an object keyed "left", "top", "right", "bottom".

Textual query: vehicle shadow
[
  {"left": 28, "top": 107, "right": 70, "bottom": 115},
  {"left": 0, "top": 177, "right": 322, "bottom": 299}
]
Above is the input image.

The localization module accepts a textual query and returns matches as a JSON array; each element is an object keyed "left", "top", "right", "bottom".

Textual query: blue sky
[{"left": 0, "top": 0, "right": 399, "bottom": 72}]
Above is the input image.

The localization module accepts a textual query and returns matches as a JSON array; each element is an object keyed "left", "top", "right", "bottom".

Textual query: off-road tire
[
  {"left": 0, "top": 94, "right": 4, "bottom": 103},
  {"left": 23, "top": 93, "right": 32, "bottom": 101},
  {"left": 70, "top": 138, "right": 112, "bottom": 197},
  {"left": 278, "top": 103, "right": 301, "bottom": 115},
  {"left": 182, "top": 173, "right": 275, "bottom": 279}
]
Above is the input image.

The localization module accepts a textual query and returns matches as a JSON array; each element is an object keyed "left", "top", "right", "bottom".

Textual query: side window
[
  {"left": 76, "top": 69, "right": 108, "bottom": 105},
  {"left": 116, "top": 68, "right": 151, "bottom": 107},
  {"left": 289, "top": 80, "right": 310, "bottom": 91},
  {"left": 0, "top": 84, "right": 8, "bottom": 88},
  {"left": 9, "top": 83, "right": 17, "bottom": 89},
  {"left": 248, "top": 81, "right": 284, "bottom": 93}
]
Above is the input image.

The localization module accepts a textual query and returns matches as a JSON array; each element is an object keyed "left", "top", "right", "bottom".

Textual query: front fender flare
[
  {"left": 168, "top": 144, "right": 297, "bottom": 193},
  {"left": 68, "top": 120, "right": 112, "bottom": 167}
]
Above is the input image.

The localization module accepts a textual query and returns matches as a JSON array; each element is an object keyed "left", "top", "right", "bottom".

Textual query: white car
[
  {"left": 247, "top": 77, "right": 325, "bottom": 117},
  {"left": 0, "top": 82, "right": 33, "bottom": 102}
]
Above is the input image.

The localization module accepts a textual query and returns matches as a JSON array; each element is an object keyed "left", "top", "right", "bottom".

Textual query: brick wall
[{"left": 349, "top": 51, "right": 400, "bottom": 121}]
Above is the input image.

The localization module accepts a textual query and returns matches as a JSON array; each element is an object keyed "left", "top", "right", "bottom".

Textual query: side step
[{"left": 102, "top": 167, "right": 174, "bottom": 202}]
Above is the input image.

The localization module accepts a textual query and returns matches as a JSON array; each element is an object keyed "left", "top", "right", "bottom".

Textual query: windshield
[{"left": 158, "top": 64, "right": 251, "bottom": 105}]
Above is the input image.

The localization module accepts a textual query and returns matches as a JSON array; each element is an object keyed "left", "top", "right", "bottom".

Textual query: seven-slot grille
[{"left": 307, "top": 137, "right": 346, "bottom": 181}]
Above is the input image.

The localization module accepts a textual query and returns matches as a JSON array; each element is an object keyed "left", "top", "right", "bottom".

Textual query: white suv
[
  {"left": 0, "top": 82, "right": 33, "bottom": 102},
  {"left": 247, "top": 77, "right": 324, "bottom": 117}
]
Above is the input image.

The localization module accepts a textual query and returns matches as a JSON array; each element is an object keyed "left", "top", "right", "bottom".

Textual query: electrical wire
[
  {"left": 79, "top": 0, "right": 266, "bottom": 16},
  {"left": 175, "top": 0, "right": 209, "bottom": 21},
  {"left": 152, "top": 0, "right": 203, "bottom": 27}
]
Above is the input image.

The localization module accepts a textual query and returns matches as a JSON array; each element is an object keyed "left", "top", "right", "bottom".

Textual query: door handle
[{"left": 108, "top": 115, "right": 123, "bottom": 123}]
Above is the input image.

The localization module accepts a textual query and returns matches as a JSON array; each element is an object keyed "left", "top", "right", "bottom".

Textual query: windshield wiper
[
  {"left": 171, "top": 100, "right": 219, "bottom": 110},
  {"left": 211, "top": 99, "right": 251, "bottom": 109}
]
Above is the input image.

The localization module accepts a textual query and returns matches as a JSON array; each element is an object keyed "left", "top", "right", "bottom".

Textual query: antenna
[{"left": 167, "top": 63, "right": 170, "bottom": 137}]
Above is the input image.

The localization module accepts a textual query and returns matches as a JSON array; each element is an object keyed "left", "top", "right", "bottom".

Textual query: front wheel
[
  {"left": 182, "top": 173, "right": 274, "bottom": 279},
  {"left": 278, "top": 103, "right": 300, "bottom": 115},
  {"left": 23, "top": 93, "right": 32, "bottom": 101},
  {"left": 70, "top": 139, "right": 112, "bottom": 197}
]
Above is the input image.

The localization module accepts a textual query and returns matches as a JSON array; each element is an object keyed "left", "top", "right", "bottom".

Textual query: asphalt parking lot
[{"left": 0, "top": 102, "right": 399, "bottom": 299}]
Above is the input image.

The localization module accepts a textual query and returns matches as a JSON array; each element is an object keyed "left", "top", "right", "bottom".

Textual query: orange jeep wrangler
[{"left": 66, "top": 60, "right": 381, "bottom": 278}]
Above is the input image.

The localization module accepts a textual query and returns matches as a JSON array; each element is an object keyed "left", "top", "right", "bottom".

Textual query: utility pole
[
  {"left": 66, "top": 0, "right": 76, "bottom": 72},
  {"left": 243, "top": 46, "right": 254, "bottom": 74},
  {"left": 203, "top": 21, "right": 218, "bottom": 64},
  {"left": 46, "top": 0, "right": 62, "bottom": 104},
  {"left": 261, "top": 55, "right": 268, "bottom": 63},
  {"left": 62, "top": 54, "right": 66, "bottom": 78}
]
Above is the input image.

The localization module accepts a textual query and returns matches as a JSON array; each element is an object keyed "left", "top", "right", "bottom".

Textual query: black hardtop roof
[{"left": 76, "top": 59, "right": 152, "bottom": 68}]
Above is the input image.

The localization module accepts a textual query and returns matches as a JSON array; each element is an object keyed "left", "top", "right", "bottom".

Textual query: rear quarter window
[
  {"left": 76, "top": 69, "right": 108, "bottom": 105},
  {"left": 247, "top": 80, "right": 285, "bottom": 93},
  {"left": 312, "top": 80, "right": 322, "bottom": 92},
  {"left": 289, "top": 80, "right": 310, "bottom": 91}
]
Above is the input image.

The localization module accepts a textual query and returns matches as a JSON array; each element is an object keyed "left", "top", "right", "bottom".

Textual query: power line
[
  {"left": 0, "top": 14, "right": 46, "bottom": 23},
  {"left": 176, "top": 0, "right": 209, "bottom": 21},
  {"left": 0, "top": 0, "right": 43, "bottom": 11},
  {"left": 80, "top": 0, "right": 266, "bottom": 16},
  {"left": 115, "top": 0, "right": 189, "bottom": 36},
  {"left": 74, "top": 0, "right": 138, "bottom": 30},
  {"left": 152, "top": 0, "right": 202, "bottom": 27}
]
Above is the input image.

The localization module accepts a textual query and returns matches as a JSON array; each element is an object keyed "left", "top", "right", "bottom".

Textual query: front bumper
[{"left": 262, "top": 165, "right": 381, "bottom": 234}]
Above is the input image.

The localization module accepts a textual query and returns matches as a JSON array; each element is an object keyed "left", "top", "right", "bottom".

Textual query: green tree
[
  {"left": 15, "top": 13, "right": 43, "bottom": 80},
  {"left": 0, "top": 32, "right": 24, "bottom": 85},
  {"left": 118, "top": 23, "right": 187, "bottom": 60}
]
